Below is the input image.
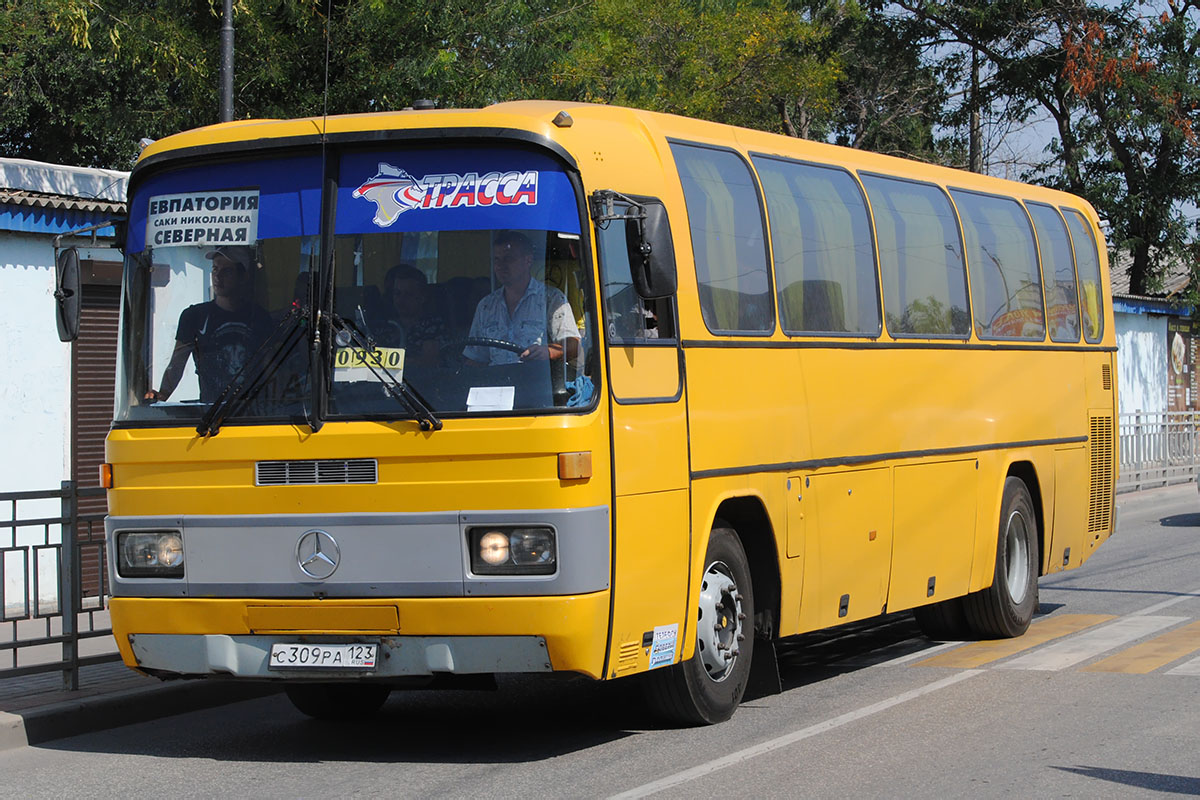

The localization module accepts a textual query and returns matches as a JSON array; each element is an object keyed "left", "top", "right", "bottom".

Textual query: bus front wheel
[
  {"left": 644, "top": 524, "right": 754, "bottom": 725},
  {"left": 285, "top": 683, "right": 391, "bottom": 720},
  {"left": 963, "top": 476, "right": 1039, "bottom": 638}
]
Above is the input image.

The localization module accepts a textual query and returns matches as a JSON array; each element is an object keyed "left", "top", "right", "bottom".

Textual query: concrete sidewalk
[{"left": 0, "top": 659, "right": 278, "bottom": 752}]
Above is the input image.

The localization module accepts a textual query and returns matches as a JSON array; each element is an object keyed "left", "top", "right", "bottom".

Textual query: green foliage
[{"left": 554, "top": 0, "right": 841, "bottom": 135}]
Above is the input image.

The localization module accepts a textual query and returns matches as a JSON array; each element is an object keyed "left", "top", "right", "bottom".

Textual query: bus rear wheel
[
  {"left": 963, "top": 476, "right": 1039, "bottom": 638},
  {"left": 643, "top": 524, "right": 754, "bottom": 725},
  {"left": 285, "top": 683, "right": 391, "bottom": 720}
]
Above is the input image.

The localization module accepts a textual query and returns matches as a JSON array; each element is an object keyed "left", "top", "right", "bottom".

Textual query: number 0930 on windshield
[{"left": 333, "top": 346, "right": 405, "bottom": 383}]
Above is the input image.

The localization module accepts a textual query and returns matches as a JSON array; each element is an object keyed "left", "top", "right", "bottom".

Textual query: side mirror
[
  {"left": 625, "top": 202, "right": 677, "bottom": 300},
  {"left": 55, "top": 247, "right": 82, "bottom": 342}
]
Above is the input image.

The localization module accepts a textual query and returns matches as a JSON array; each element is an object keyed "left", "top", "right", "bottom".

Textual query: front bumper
[{"left": 110, "top": 593, "right": 611, "bottom": 680}]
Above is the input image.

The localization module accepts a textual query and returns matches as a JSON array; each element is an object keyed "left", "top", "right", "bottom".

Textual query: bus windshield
[{"left": 116, "top": 146, "right": 597, "bottom": 426}]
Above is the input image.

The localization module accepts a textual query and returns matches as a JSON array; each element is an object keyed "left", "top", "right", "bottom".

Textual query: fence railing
[
  {"left": 1118, "top": 411, "right": 1200, "bottom": 493},
  {"left": 1, "top": 482, "right": 117, "bottom": 690}
]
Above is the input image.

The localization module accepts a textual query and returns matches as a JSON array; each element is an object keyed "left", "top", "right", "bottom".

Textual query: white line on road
[
  {"left": 1128, "top": 586, "right": 1200, "bottom": 616},
  {"left": 609, "top": 670, "right": 982, "bottom": 799},
  {"left": 1165, "top": 654, "right": 1200, "bottom": 676},
  {"left": 996, "top": 615, "right": 1187, "bottom": 671}
]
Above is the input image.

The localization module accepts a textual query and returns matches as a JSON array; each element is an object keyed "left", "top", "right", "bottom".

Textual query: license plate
[
  {"left": 268, "top": 643, "right": 378, "bottom": 670},
  {"left": 333, "top": 347, "right": 404, "bottom": 383}
]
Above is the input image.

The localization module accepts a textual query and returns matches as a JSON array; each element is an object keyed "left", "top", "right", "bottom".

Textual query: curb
[{"left": 0, "top": 680, "right": 280, "bottom": 752}]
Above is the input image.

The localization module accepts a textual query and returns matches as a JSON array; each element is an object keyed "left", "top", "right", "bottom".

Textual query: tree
[
  {"left": 891, "top": 0, "right": 1200, "bottom": 296},
  {"left": 554, "top": 0, "right": 841, "bottom": 136}
]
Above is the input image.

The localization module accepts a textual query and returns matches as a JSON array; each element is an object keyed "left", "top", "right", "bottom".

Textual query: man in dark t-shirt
[{"left": 146, "top": 246, "right": 272, "bottom": 403}]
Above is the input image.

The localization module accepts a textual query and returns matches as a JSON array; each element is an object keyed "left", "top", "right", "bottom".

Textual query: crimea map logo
[{"left": 352, "top": 163, "right": 540, "bottom": 227}]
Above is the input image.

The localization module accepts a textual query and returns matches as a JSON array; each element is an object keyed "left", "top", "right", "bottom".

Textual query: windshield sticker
[
  {"left": 466, "top": 386, "right": 516, "bottom": 412},
  {"left": 147, "top": 190, "right": 260, "bottom": 248},
  {"left": 354, "top": 164, "right": 538, "bottom": 227}
]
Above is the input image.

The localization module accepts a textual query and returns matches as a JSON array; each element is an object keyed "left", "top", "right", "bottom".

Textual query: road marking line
[
  {"left": 1128, "top": 586, "right": 1200, "bottom": 616},
  {"left": 913, "top": 614, "right": 1114, "bottom": 669},
  {"left": 609, "top": 670, "right": 981, "bottom": 800},
  {"left": 1166, "top": 653, "right": 1200, "bottom": 675},
  {"left": 997, "top": 615, "right": 1188, "bottom": 671},
  {"left": 1081, "top": 620, "right": 1200, "bottom": 674}
]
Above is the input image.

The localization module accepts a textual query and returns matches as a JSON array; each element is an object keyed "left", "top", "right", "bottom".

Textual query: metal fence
[
  {"left": 1118, "top": 411, "right": 1200, "bottom": 493},
  {"left": 1, "top": 482, "right": 117, "bottom": 690}
]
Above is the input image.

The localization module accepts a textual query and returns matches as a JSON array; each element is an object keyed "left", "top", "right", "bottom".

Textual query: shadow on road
[
  {"left": 1052, "top": 765, "right": 1200, "bottom": 795},
  {"left": 1159, "top": 512, "right": 1200, "bottom": 528}
]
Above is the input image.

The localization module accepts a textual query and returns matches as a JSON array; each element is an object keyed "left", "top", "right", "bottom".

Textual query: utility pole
[
  {"left": 219, "top": 0, "right": 234, "bottom": 122},
  {"left": 969, "top": 48, "right": 983, "bottom": 173}
]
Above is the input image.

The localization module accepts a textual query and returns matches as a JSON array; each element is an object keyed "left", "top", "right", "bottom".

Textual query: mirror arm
[{"left": 589, "top": 190, "right": 647, "bottom": 224}]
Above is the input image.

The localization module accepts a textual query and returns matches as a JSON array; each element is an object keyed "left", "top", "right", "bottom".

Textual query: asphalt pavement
[{"left": 0, "top": 481, "right": 1189, "bottom": 754}]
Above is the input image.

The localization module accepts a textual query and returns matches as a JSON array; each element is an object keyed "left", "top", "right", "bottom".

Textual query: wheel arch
[
  {"left": 1005, "top": 460, "right": 1046, "bottom": 576},
  {"left": 711, "top": 495, "right": 782, "bottom": 641}
]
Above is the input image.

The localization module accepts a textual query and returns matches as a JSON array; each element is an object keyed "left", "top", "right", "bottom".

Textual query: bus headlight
[
  {"left": 117, "top": 531, "right": 185, "bottom": 578},
  {"left": 469, "top": 526, "right": 556, "bottom": 575}
]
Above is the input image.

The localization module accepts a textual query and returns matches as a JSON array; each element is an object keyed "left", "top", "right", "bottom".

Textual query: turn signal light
[
  {"left": 558, "top": 451, "right": 592, "bottom": 480},
  {"left": 99, "top": 463, "right": 114, "bottom": 489}
]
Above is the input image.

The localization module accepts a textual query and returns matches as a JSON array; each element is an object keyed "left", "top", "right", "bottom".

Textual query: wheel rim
[
  {"left": 1004, "top": 509, "right": 1030, "bottom": 605},
  {"left": 696, "top": 559, "right": 744, "bottom": 682}
]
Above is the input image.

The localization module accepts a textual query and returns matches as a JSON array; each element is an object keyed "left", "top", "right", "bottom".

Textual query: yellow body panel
[{"left": 111, "top": 100, "right": 1118, "bottom": 686}]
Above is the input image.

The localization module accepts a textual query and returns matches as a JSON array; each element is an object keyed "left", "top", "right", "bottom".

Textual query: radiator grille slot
[
  {"left": 1088, "top": 415, "right": 1114, "bottom": 533},
  {"left": 1101, "top": 364, "right": 1112, "bottom": 391},
  {"left": 256, "top": 459, "right": 377, "bottom": 486},
  {"left": 615, "top": 641, "right": 641, "bottom": 676}
]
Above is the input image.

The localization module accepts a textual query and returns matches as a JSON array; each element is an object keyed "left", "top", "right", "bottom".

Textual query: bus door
[{"left": 594, "top": 204, "right": 691, "bottom": 679}]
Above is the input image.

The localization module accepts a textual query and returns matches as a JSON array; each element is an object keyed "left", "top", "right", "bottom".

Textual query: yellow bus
[{"left": 93, "top": 101, "right": 1116, "bottom": 724}]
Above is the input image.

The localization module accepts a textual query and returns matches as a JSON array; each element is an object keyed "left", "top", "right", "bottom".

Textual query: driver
[
  {"left": 145, "top": 245, "right": 272, "bottom": 402},
  {"left": 462, "top": 231, "right": 580, "bottom": 366}
]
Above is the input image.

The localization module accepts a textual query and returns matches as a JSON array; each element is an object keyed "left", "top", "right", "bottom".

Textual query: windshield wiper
[
  {"left": 329, "top": 313, "right": 443, "bottom": 432},
  {"left": 196, "top": 303, "right": 311, "bottom": 437}
]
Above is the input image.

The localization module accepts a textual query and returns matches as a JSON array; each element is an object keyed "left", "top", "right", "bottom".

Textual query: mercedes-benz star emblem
[{"left": 296, "top": 530, "right": 340, "bottom": 580}]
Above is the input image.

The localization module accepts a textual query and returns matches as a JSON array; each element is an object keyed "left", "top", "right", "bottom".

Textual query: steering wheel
[{"left": 461, "top": 337, "right": 525, "bottom": 355}]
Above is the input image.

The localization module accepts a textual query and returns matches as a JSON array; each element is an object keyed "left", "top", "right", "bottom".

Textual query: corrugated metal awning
[{"left": 0, "top": 190, "right": 125, "bottom": 236}]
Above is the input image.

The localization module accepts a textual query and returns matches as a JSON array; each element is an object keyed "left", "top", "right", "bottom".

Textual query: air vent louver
[
  {"left": 1088, "top": 415, "right": 1114, "bottom": 533},
  {"left": 256, "top": 459, "right": 377, "bottom": 486}
]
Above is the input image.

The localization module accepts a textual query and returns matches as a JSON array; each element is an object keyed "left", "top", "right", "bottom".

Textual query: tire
[
  {"left": 963, "top": 477, "right": 1039, "bottom": 638},
  {"left": 643, "top": 524, "right": 754, "bottom": 725},
  {"left": 285, "top": 683, "right": 391, "bottom": 720},
  {"left": 913, "top": 596, "right": 971, "bottom": 641}
]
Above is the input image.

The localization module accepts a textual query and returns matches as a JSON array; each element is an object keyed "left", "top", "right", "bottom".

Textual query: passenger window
[
  {"left": 1026, "top": 203, "right": 1081, "bottom": 343},
  {"left": 596, "top": 202, "right": 676, "bottom": 342},
  {"left": 753, "top": 156, "right": 881, "bottom": 335},
  {"left": 670, "top": 143, "right": 773, "bottom": 334},
  {"left": 951, "top": 190, "right": 1045, "bottom": 340},
  {"left": 859, "top": 174, "right": 970, "bottom": 337},
  {"left": 1062, "top": 209, "right": 1104, "bottom": 343}
]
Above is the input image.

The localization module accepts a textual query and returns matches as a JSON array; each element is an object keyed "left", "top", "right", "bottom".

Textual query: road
[{"left": 3, "top": 485, "right": 1199, "bottom": 798}]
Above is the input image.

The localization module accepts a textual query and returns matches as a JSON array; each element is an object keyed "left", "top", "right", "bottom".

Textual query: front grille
[
  {"left": 1088, "top": 415, "right": 1114, "bottom": 533},
  {"left": 256, "top": 459, "right": 378, "bottom": 486}
]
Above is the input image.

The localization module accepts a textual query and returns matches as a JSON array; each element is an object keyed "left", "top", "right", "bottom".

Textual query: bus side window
[
  {"left": 670, "top": 143, "right": 773, "bottom": 335},
  {"left": 860, "top": 174, "right": 971, "bottom": 338},
  {"left": 1026, "top": 202, "right": 1081, "bottom": 343},
  {"left": 752, "top": 155, "right": 881, "bottom": 336},
  {"left": 1062, "top": 209, "right": 1105, "bottom": 343},
  {"left": 951, "top": 189, "right": 1045, "bottom": 341}
]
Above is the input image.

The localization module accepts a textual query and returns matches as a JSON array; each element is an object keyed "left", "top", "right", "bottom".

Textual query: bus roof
[{"left": 135, "top": 100, "right": 1096, "bottom": 219}]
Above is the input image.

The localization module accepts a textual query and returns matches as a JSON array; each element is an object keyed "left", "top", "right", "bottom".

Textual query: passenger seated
[{"left": 378, "top": 263, "right": 446, "bottom": 367}]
